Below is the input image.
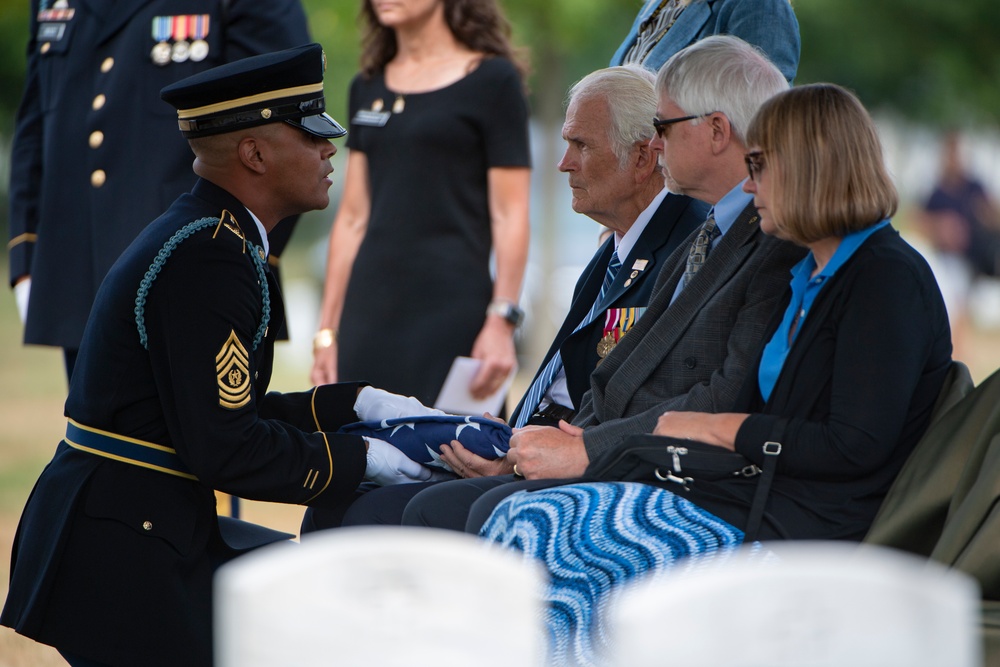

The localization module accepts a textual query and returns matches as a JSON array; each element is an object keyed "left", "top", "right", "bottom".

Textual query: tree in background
[{"left": 794, "top": 0, "right": 1000, "bottom": 126}]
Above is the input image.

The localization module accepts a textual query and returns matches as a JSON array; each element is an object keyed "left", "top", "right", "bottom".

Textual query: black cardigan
[{"left": 683, "top": 226, "right": 953, "bottom": 540}]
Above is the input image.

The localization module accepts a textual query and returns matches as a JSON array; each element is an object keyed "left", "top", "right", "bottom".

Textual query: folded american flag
[{"left": 340, "top": 415, "right": 512, "bottom": 471}]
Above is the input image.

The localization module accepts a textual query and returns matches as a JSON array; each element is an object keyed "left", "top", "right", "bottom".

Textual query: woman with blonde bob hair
[
  {"left": 650, "top": 82, "right": 953, "bottom": 542},
  {"left": 745, "top": 82, "right": 898, "bottom": 243},
  {"left": 477, "top": 82, "right": 953, "bottom": 666}
]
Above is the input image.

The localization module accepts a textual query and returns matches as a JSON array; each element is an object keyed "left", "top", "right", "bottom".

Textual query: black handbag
[{"left": 585, "top": 434, "right": 782, "bottom": 541}]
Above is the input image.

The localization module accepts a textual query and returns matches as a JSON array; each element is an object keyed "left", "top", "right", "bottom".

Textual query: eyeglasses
[
  {"left": 652, "top": 112, "right": 714, "bottom": 139},
  {"left": 744, "top": 150, "right": 766, "bottom": 181}
]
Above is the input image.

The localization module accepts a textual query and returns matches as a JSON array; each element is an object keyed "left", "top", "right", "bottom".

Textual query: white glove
[
  {"left": 354, "top": 386, "right": 448, "bottom": 422},
  {"left": 14, "top": 278, "right": 30, "bottom": 324},
  {"left": 364, "top": 437, "right": 434, "bottom": 486}
]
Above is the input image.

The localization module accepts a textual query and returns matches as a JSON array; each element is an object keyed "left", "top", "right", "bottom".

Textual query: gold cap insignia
[{"left": 216, "top": 330, "right": 251, "bottom": 409}]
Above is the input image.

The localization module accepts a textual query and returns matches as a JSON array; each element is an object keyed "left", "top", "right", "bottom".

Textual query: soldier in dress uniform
[
  {"left": 1, "top": 44, "right": 432, "bottom": 667},
  {"left": 8, "top": 0, "right": 312, "bottom": 380}
]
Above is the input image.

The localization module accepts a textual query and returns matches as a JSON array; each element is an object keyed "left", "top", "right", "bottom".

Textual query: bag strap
[{"left": 744, "top": 441, "right": 781, "bottom": 541}]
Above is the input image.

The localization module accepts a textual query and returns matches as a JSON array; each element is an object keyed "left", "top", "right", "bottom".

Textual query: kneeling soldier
[{"left": 1, "top": 44, "right": 429, "bottom": 667}]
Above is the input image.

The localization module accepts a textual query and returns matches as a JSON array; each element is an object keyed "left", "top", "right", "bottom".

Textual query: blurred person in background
[
  {"left": 611, "top": 0, "right": 800, "bottom": 83},
  {"left": 310, "top": 0, "right": 531, "bottom": 409},
  {"left": 8, "top": 0, "right": 311, "bottom": 381},
  {"left": 918, "top": 131, "right": 1000, "bottom": 345}
]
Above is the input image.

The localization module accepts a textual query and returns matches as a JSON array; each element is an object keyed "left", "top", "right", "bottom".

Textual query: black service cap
[{"left": 160, "top": 43, "right": 346, "bottom": 139}]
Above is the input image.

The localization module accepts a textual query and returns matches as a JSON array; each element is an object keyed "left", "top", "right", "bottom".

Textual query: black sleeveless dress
[{"left": 338, "top": 57, "right": 531, "bottom": 405}]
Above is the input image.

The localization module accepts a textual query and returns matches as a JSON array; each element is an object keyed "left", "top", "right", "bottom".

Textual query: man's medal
[
  {"left": 171, "top": 15, "right": 190, "bottom": 63},
  {"left": 189, "top": 15, "right": 210, "bottom": 62},
  {"left": 150, "top": 16, "right": 171, "bottom": 65}
]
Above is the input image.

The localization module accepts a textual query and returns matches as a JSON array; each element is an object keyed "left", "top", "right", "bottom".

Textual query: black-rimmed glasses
[
  {"left": 652, "top": 112, "right": 714, "bottom": 139},
  {"left": 744, "top": 150, "right": 766, "bottom": 181}
]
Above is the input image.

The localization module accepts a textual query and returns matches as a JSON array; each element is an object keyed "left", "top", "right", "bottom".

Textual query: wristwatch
[{"left": 486, "top": 300, "right": 525, "bottom": 327}]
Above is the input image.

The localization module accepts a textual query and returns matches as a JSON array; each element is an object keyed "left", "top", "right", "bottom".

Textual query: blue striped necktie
[{"left": 513, "top": 251, "right": 622, "bottom": 428}]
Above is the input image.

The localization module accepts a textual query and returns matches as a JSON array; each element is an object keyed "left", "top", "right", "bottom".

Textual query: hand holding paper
[{"left": 434, "top": 356, "right": 516, "bottom": 416}]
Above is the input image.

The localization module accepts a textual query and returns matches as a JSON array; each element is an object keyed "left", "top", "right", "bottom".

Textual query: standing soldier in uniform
[
  {"left": 8, "top": 0, "right": 311, "bottom": 380},
  {"left": 1, "top": 44, "right": 432, "bottom": 667}
]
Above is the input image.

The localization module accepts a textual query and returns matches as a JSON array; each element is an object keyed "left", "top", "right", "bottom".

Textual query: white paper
[{"left": 434, "top": 356, "right": 517, "bottom": 416}]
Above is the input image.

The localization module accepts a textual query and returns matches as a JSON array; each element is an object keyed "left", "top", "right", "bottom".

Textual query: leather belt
[{"left": 529, "top": 402, "right": 576, "bottom": 425}]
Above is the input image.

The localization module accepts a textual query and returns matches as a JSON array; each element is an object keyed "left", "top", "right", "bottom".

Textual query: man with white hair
[{"left": 505, "top": 66, "right": 707, "bottom": 432}]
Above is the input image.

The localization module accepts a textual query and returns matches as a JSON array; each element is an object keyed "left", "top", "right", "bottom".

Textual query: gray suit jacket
[{"left": 575, "top": 203, "right": 805, "bottom": 461}]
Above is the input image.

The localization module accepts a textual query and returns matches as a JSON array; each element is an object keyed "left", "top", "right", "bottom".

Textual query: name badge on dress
[{"left": 352, "top": 109, "right": 391, "bottom": 127}]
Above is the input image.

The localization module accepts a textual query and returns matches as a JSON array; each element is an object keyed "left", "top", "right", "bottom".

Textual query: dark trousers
[
  {"left": 401, "top": 475, "right": 515, "bottom": 531},
  {"left": 301, "top": 478, "right": 470, "bottom": 534},
  {"left": 300, "top": 474, "right": 585, "bottom": 536},
  {"left": 403, "top": 475, "right": 584, "bottom": 533},
  {"left": 301, "top": 481, "right": 435, "bottom": 533}
]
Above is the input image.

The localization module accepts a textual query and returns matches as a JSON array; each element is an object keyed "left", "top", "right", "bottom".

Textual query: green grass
[{"left": 0, "top": 258, "right": 65, "bottom": 513}]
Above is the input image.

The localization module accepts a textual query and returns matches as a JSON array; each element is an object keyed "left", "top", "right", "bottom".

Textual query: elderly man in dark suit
[
  {"left": 299, "top": 64, "right": 707, "bottom": 531},
  {"left": 9, "top": 0, "right": 310, "bottom": 380},
  {"left": 394, "top": 35, "right": 805, "bottom": 532},
  {"left": 507, "top": 66, "right": 708, "bottom": 431}
]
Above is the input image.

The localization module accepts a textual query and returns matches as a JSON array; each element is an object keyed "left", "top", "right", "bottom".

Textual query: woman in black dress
[{"left": 311, "top": 0, "right": 531, "bottom": 407}]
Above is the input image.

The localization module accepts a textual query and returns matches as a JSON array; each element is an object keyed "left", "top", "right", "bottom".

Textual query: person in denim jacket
[{"left": 611, "top": 0, "right": 800, "bottom": 83}]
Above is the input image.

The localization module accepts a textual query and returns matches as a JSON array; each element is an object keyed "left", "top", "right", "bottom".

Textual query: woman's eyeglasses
[{"left": 744, "top": 150, "right": 766, "bottom": 181}]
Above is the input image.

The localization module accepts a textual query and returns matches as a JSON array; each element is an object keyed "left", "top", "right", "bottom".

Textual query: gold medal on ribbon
[
  {"left": 596, "top": 309, "right": 621, "bottom": 362},
  {"left": 595, "top": 307, "right": 648, "bottom": 363},
  {"left": 597, "top": 331, "right": 617, "bottom": 360}
]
